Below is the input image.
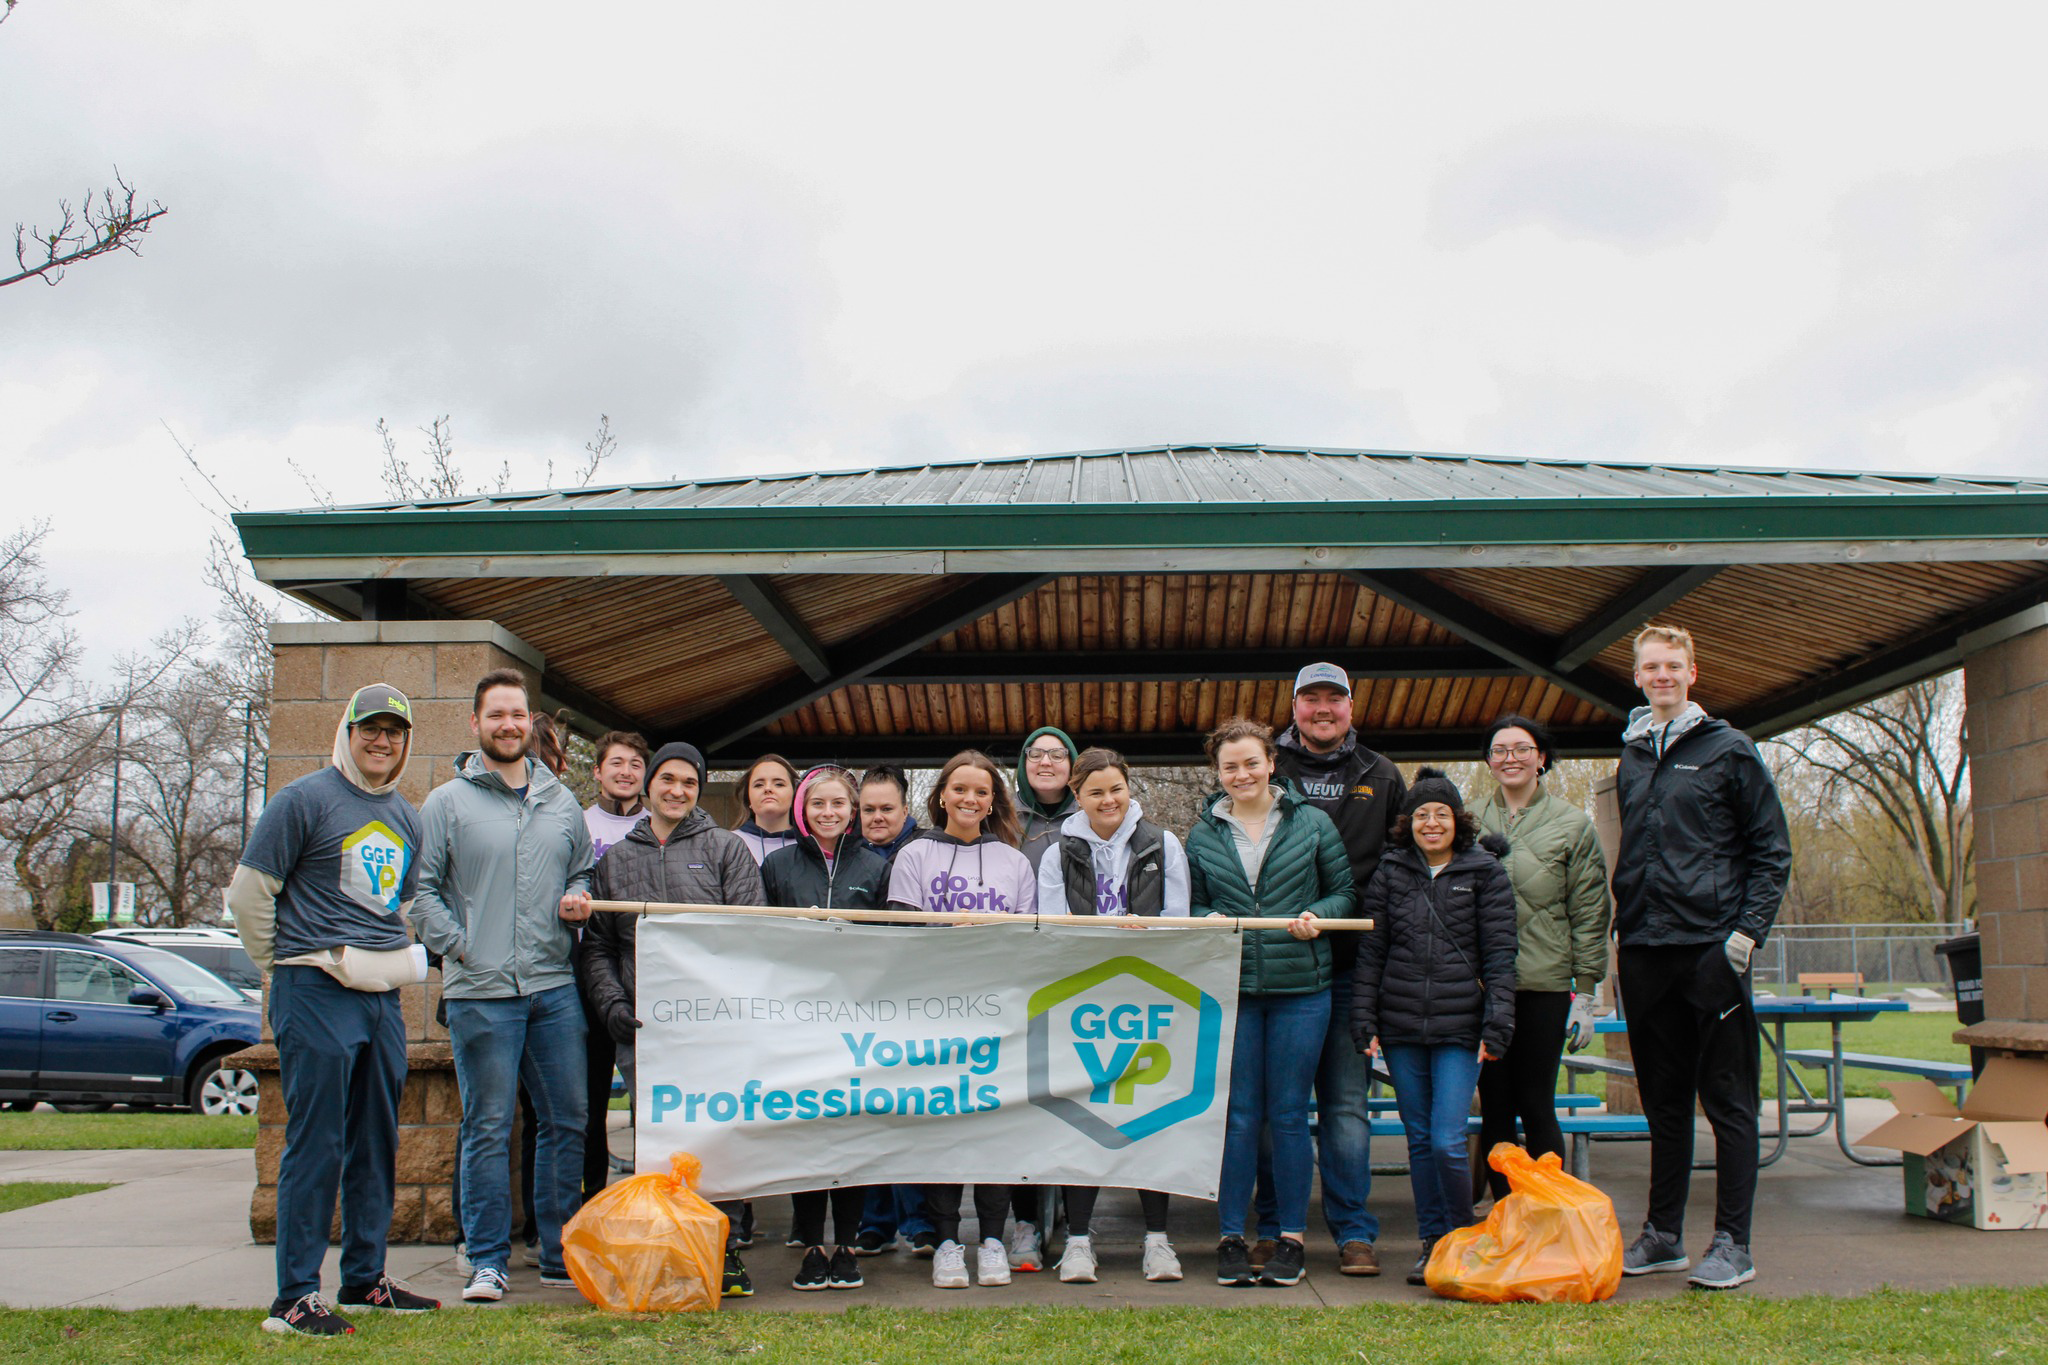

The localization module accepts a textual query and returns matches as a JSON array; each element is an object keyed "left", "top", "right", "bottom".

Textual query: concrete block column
[
  {"left": 1957, "top": 604, "right": 2048, "bottom": 1058},
  {"left": 250, "top": 618, "right": 550, "bottom": 1243}
]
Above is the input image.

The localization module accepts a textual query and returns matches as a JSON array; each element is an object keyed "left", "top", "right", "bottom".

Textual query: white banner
[{"left": 633, "top": 915, "right": 1240, "bottom": 1201}]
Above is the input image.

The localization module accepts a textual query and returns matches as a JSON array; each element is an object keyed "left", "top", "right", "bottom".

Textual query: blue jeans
[
  {"left": 859, "top": 1185, "right": 934, "bottom": 1241},
  {"left": 1255, "top": 973, "right": 1378, "bottom": 1245},
  {"left": 447, "top": 985, "right": 588, "bottom": 1277},
  {"left": 270, "top": 966, "right": 407, "bottom": 1303},
  {"left": 1218, "top": 990, "right": 1330, "bottom": 1239},
  {"left": 1381, "top": 1042, "right": 1483, "bottom": 1241}
]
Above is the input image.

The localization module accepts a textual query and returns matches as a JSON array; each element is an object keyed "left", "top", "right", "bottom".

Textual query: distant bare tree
[
  {"left": 4, "top": 170, "right": 168, "bottom": 290},
  {"left": 116, "top": 664, "right": 248, "bottom": 925},
  {"left": 1767, "top": 674, "right": 1973, "bottom": 923}
]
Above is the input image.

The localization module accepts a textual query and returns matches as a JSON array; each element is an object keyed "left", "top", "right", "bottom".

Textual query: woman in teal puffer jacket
[{"left": 1185, "top": 718, "right": 1355, "bottom": 1290}]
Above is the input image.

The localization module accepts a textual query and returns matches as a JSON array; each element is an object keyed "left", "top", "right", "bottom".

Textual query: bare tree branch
[{"left": 4, "top": 169, "right": 168, "bottom": 289}]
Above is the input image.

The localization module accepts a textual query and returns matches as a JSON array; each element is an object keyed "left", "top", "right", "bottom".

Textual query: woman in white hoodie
[{"left": 1033, "top": 748, "right": 1190, "bottom": 1284}]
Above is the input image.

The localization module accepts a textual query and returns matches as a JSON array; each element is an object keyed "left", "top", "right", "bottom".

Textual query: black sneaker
[
  {"left": 262, "top": 1294, "right": 355, "bottom": 1336},
  {"left": 853, "top": 1228, "right": 892, "bottom": 1256},
  {"left": 337, "top": 1275, "right": 440, "bottom": 1313},
  {"left": 1408, "top": 1237, "right": 1439, "bottom": 1287},
  {"left": 792, "top": 1247, "right": 831, "bottom": 1291},
  {"left": 722, "top": 1250, "right": 754, "bottom": 1298},
  {"left": 736, "top": 1201, "right": 757, "bottom": 1248},
  {"left": 828, "top": 1246, "right": 864, "bottom": 1289},
  {"left": 1216, "top": 1236, "right": 1254, "bottom": 1287},
  {"left": 1258, "top": 1238, "right": 1306, "bottom": 1287},
  {"left": 909, "top": 1228, "right": 940, "bottom": 1259}
]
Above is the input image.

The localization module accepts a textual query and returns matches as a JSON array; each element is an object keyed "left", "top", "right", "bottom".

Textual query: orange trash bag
[
  {"left": 561, "top": 1152, "right": 729, "bottom": 1312},
  {"left": 1425, "top": 1144, "right": 1623, "bottom": 1303}
]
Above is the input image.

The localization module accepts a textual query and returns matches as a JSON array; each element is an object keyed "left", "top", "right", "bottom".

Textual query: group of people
[{"left": 232, "top": 624, "right": 1789, "bottom": 1335}]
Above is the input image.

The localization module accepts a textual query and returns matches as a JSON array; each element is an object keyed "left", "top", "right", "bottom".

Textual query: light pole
[
  {"left": 239, "top": 699, "right": 254, "bottom": 847},
  {"left": 101, "top": 702, "right": 125, "bottom": 890}
]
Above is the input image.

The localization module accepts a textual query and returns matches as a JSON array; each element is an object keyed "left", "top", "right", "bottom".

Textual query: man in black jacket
[
  {"left": 1612, "top": 626, "right": 1790, "bottom": 1292},
  {"left": 1257, "top": 661, "right": 1405, "bottom": 1277}
]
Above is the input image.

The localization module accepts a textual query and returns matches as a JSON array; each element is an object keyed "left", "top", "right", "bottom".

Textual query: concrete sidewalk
[{"left": 2, "top": 1099, "right": 2040, "bottom": 1313}]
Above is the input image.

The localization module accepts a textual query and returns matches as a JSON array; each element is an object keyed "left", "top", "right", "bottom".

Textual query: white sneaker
[
  {"left": 1006, "top": 1219, "right": 1042, "bottom": 1271},
  {"left": 1057, "top": 1234, "right": 1098, "bottom": 1283},
  {"left": 1142, "top": 1235, "right": 1183, "bottom": 1282},
  {"left": 977, "top": 1237, "right": 1013, "bottom": 1286},
  {"left": 931, "top": 1240, "right": 970, "bottom": 1289},
  {"left": 460, "top": 1267, "right": 507, "bottom": 1303},
  {"left": 454, "top": 1242, "right": 471, "bottom": 1276}
]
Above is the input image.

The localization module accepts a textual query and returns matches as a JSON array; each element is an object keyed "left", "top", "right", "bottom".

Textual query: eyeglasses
[
  {"left": 1024, "top": 748, "right": 1069, "bottom": 764},
  {"left": 354, "top": 723, "right": 408, "bottom": 741},
  {"left": 1488, "top": 744, "right": 1539, "bottom": 761}
]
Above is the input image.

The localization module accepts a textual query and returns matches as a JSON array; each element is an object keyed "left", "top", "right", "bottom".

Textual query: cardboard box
[{"left": 1862, "top": 1056, "right": 2048, "bottom": 1229}]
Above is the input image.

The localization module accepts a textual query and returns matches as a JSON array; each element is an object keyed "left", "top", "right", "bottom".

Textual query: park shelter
[{"left": 232, "top": 444, "right": 2048, "bottom": 1239}]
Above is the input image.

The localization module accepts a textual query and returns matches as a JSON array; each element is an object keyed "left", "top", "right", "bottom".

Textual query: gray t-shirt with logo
[{"left": 239, "top": 766, "right": 420, "bottom": 959}]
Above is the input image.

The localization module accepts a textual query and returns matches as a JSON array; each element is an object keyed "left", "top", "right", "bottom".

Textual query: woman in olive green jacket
[
  {"left": 1471, "top": 714, "right": 1613, "bottom": 1198},
  {"left": 1185, "top": 718, "right": 1354, "bottom": 1289}
]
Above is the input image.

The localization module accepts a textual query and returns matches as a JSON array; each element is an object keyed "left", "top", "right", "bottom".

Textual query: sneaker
[
  {"left": 262, "top": 1294, "right": 355, "bottom": 1336},
  {"left": 783, "top": 1226, "right": 805, "bottom": 1248},
  {"left": 337, "top": 1274, "right": 440, "bottom": 1313},
  {"left": 932, "top": 1239, "right": 970, "bottom": 1289},
  {"left": 1248, "top": 1238, "right": 1277, "bottom": 1272},
  {"left": 792, "top": 1247, "right": 831, "bottom": 1291},
  {"left": 1259, "top": 1237, "right": 1306, "bottom": 1287},
  {"left": 1339, "top": 1240, "right": 1381, "bottom": 1277},
  {"left": 1216, "top": 1236, "right": 1254, "bottom": 1287},
  {"left": 1006, "top": 1220, "right": 1042, "bottom": 1271},
  {"left": 853, "top": 1228, "right": 892, "bottom": 1256},
  {"left": 828, "top": 1246, "right": 864, "bottom": 1289},
  {"left": 736, "top": 1202, "right": 757, "bottom": 1249},
  {"left": 977, "top": 1236, "right": 1012, "bottom": 1286},
  {"left": 521, "top": 1240, "right": 541, "bottom": 1268},
  {"left": 1687, "top": 1232, "right": 1756, "bottom": 1290},
  {"left": 1621, "top": 1222, "right": 1689, "bottom": 1276},
  {"left": 1408, "top": 1238, "right": 1437, "bottom": 1287},
  {"left": 461, "top": 1267, "right": 507, "bottom": 1303},
  {"left": 1057, "top": 1234, "right": 1098, "bottom": 1283},
  {"left": 910, "top": 1227, "right": 940, "bottom": 1259},
  {"left": 538, "top": 1270, "right": 575, "bottom": 1289},
  {"left": 721, "top": 1250, "right": 754, "bottom": 1298},
  {"left": 454, "top": 1241, "right": 471, "bottom": 1276},
  {"left": 1142, "top": 1235, "right": 1183, "bottom": 1283}
]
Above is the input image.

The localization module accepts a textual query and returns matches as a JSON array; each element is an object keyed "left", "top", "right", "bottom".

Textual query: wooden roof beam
[
  {"left": 706, "top": 725, "right": 1623, "bottom": 767},
  {"left": 716, "top": 574, "right": 832, "bottom": 683},
  {"left": 869, "top": 645, "right": 1518, "bottom": 686},
  {"left": 688, "top": 573, "right": 1054, "bottom": 754},
  {"left": 1345, "top": 570, "right": 1640, "bottom": 717},
  {"left": 1551, "top": 565, "right": 1724, "bottom": 672}
]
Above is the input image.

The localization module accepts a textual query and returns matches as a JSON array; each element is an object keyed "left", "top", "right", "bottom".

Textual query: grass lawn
[
  {"left": 0, "top": 1181, "right": 112, "bottom": 1213},
  {"left": 0, "top": 1292, "right": 2041, "bottom": 1363},
  {"left": 0, "top": 1111, "right": 256, "bottom": 1151},
  {"left": 1572, "top": 1008, "right": 1971, "bottom": 1104}
]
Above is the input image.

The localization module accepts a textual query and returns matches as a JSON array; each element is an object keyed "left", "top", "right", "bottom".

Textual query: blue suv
[{"left": 0, "top": 931, "right": 263, "bottom": 1115}]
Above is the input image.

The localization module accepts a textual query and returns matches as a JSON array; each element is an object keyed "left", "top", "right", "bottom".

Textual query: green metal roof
[{"left": 235, "top": 445, "right": 2048, "bottom": 567}]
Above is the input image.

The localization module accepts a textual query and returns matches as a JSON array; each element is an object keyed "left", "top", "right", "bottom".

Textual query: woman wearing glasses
[
  {"left": 1470, "top": 714, "right": 1614, "bottom": 1202},
  {"left": 1015, "top": 727, "right": 1080, "bottom": 870}
]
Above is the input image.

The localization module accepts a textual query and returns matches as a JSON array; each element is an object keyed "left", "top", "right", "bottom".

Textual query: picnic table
[{"left": 1576, "top": 998, "right": 1915, "bottom": 1167}]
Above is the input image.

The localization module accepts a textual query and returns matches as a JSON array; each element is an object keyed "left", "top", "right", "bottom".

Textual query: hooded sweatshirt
[
  {"left": 735, "top": 816, "right": 801, "bottom": 866},
  {"left": 856, "top": 816, "right": 922, "bottom": 868},
  {"left": 1273, "top": 724, "right": 1405, "bottom": 977},
  {"left": 1034, "top": 800, "right": 1190, "bottom": 917},
  {"left": 887, "top": 829, "right": 1038, "bottom": 916},
  {"left": 1015, "top": 725, "right": 1080, "bottom": 869},
  {"left": 230, "top": 711, "right": 419, "bottom": 971}
]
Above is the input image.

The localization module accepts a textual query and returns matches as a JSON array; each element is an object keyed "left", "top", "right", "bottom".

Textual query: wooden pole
[{"left": 586, "top": 900, "right": 1372, "bottom": 930}]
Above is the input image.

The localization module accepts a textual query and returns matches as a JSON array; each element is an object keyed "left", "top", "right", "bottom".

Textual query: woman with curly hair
[{"left": 1351, "top": 768, "right": 1518, "bottom": 1284}]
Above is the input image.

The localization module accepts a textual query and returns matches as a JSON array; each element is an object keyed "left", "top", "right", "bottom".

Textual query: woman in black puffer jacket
[{"left": 1352, "top": 768, "right": 1517, "bottom": 1284}]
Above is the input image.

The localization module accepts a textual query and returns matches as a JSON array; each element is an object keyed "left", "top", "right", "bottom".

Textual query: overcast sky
[{"left": 5, "top": 2, "right": 2047, "bottom": 674}]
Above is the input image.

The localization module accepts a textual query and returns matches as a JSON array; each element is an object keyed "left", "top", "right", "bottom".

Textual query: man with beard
[
  {"left": 411, "top": 670, "right": 595, "bottom": 1303},
  {"left": 1252, "top": 662, "right": 1404, "bottom": 1278}
]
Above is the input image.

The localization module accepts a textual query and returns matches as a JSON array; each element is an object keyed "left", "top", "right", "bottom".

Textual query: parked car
[
  {"left": 96, "top": 927, "right": 265, "bottom": 1004},
  {"left": 0, "top": 931, "right": 262, "bottom": 1116}
]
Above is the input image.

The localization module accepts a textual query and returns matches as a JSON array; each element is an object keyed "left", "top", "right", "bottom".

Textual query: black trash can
[{"left": 1935, "top": 932, "right": 1986, "bottom": 1076}]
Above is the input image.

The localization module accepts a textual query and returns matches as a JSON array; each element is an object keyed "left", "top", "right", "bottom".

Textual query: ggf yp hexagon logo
[
  {"left": 340, "top": 820, "right": 410, "bottom": 917},
  {"left": 1027, "top": 956, "right": 1221, "bottom": 1148}
]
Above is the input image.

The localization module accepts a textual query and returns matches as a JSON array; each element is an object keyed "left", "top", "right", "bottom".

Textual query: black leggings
[
  {"left": 1475, "top": 989, "right": 1572, "bottom": 1200},
  {"left": 1064, "top": 1187, "right": 1170, "bottom": 1237},
  {"left": 925, "top": 1184, "right": 1011, "bottom": 1246},
  {"left": 791, "top": 1186, "right": 870, "bottom": 1249}
]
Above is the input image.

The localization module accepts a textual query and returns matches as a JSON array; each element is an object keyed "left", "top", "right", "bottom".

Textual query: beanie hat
[
  {"left": 1402, "top": 766, "right": 1464, "bottom": 817},
  {"left": 646, "top": 741, "right": 706, "bottom": 791}
]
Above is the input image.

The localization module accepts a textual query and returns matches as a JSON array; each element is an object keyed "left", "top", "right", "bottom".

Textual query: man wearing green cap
[{"left": 230, "top": 683, "right": 439, "bottom": 1336}]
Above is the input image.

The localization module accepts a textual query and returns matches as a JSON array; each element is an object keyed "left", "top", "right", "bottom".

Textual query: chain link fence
[{"left": 1757, "top": 922, "right": 1968, "bottom": 988}]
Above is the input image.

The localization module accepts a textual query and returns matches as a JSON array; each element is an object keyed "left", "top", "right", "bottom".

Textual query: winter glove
[
  {"left": 604, "top": 1002, "right": 642, "bottom": 1047},
  {"left": 1724, "top": 931, "right": 1757, "bottom": 976},
  {"left": 1564, "top": 992, "right": 1598, "bottom": 1054}
]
